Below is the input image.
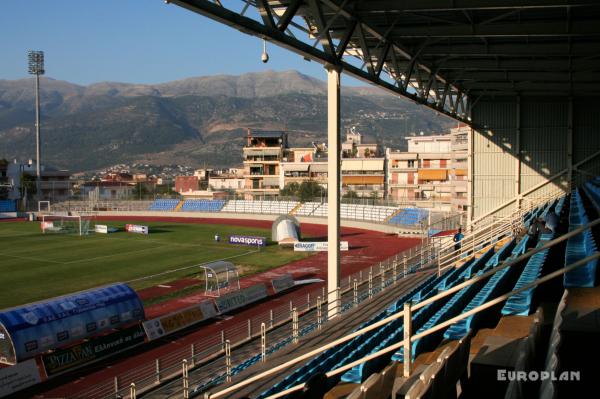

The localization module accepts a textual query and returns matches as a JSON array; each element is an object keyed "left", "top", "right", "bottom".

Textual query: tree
[
  {"left": 280, "top": 181, "right": 326, "bottom": 201},
  {"left": 343, "top": 190, "right": 359, "bottom": 200},
  {"left": 298, "top": 181, "right": 326, "bottom": 202},
  {"left": 280, "top": 182, "right": 300, "bottom": 198},
  {"left": 19, "top": 173, "right": 37, "bottom": 199}
]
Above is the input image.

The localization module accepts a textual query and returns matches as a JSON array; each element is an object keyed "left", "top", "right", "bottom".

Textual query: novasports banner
[
  {"left": 215, "top": 284, "right": 268, "bottom": 314},
  {"left": 125, "top": 224, "right": 148, "bottom": 234},
  {"left": 142, "top": 301, "right": 217, "bottom": 341},
  {"left": 41, "top": 325, "right": 146, "bottom": 377},
  {"left": 293, "top": 241, "right": 349, "bottom": 252},
  {"left": 228, "top": 235, "right": 266, "bottom": 247}
]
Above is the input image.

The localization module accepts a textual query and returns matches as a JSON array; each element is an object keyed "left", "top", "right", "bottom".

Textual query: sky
[{"left": 0, "top": 0, "right": 361, "bottom": 86}]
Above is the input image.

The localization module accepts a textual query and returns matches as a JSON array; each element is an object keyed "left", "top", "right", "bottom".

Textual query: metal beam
[
  {"left": 387, "top": 20, "right": 600, "bottom": 38},
  {"left": 277, "top": 0, "right": 302, "bottom": 32},
  {"left": 169, "top": 0, "right": 469, "bottom": 122},
  {"left": 354, "top": 0, "right": 599, "bottom": 13},
  {"left": 416, "top": 42, "right": 600, "bottom": 56}
]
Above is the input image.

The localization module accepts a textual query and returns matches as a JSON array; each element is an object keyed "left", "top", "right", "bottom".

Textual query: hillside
[{"left": 0, "top": 70, "right": 453, "bottom": 171}]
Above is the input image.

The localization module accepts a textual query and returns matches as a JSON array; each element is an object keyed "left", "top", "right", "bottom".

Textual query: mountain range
[{"left": 0, "top": 70, "right": 453, "bottom": 172}]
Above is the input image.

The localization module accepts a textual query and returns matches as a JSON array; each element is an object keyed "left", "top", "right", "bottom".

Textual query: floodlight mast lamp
[{"left": 27, "top": 50, "right": 44, "bottom": 192}]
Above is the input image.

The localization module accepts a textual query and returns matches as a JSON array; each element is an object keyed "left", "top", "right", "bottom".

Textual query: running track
[{"left": 32, "top": 216, "right": 420, "bottom": 398}]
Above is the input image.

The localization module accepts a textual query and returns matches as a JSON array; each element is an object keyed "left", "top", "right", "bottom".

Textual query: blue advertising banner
[
  {"left": 228, "top": 235, "right": 266, "bottom": 247},
  {"left": 41, "top": 325, "right": 146, "bottom": 377}
]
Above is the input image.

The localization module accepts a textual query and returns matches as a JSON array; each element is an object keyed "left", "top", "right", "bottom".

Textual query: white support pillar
[
  {"left": 468, "top": 118, "right": 475, "bottom": 225},
  {"left": 327, "top": 66, "right": 341, "bottom": 319},
  {"left": 515, "top": 96, "right": 522, "bottom": 210},
  {"left": 567, "top": 97, "right": 573, "bottom": 189}
]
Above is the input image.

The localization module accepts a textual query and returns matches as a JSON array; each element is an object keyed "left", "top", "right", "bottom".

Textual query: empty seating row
[
  {"left": 563, "top": 189, "right": 598, "bottom": 287},
  {"left": 339, "top": 245, "right": 497, "bottom": 385},
  {"left": 294, "top": 201, "right": 325, "bottom": 216},
  {"left": 537, "top": 290, "right": 567, "bottom": 399},
  {"left": 258, "top": 271, "right": 453, "bottom": 398},
  {"left": 502, "top": 231, "right": 555, "bottom": 316},
  {"left": 444, "top": 236, "right": 529, "bottom": 340},
  {"left": 221, "top": 200, "right": 299, "bottom": 215},
  {"left": 584, "top": 180, "right": 600, "bottom": 210},
  {"left": 0, "top": 199, "right": 16, "bottom": 212},
  {"left": 389, "top": 332, "right": 471, "bottom": 399},
  {"left": 148, "top": 199, "right": 179, "bottom": 211},
  {"left": 180, "top": 199, "right": 226, "bottom": 212},
  {"left": 388, "top": 208, "right": 429, "bottom": 226}
]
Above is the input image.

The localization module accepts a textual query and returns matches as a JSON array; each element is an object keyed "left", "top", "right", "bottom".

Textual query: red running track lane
[
  {"left": 35, "top": 217, "right": 420, "bottom": 398},
  {"left": 0, "top": 217, "right": 27, "bottom": 222}
]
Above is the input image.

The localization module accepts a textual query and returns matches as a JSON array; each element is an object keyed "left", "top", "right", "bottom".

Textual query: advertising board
[
  {"left": 142, "top": 301, "right": 217, "bottom": 341},
  {"left": 41, "top": 325, "right": 146, "bottom": 377},
  {"left": 214, "top": 284, "right": 268, "bottom": 314},
  {"left": 293, "top": 241, "right": 349, "bottom": 252},
  {"left": 0, "top": 359, "right": 42, "bottom": 397},
  {"left": 271, "top": 274, "right": 295, "bottom": 294},
  {"left": 228, "top": 235, "right": 266, "bottom": 247},
  {"left": 94, "top": 225, "right": 108, "bottom": 234},
  {"left": 125, "top": 224, "right": 149, "bottom": 234}
]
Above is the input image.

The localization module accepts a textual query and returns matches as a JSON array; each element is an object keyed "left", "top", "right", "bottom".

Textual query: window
[{"left": 408, "top": 160, "right": 415, "bottom": 168}]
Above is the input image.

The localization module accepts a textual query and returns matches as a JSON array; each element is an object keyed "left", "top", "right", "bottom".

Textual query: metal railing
[
  {"left": 204, "top": 216, "right": 600, "bottom": 399},
  {"left": 72, "top": 240, "right": 434, "bottom": 399},
  {"left": 48, "top": 191, "right": 559, "bottom": 398},
  {"left": 115, "top": 193, "right": 554, "bottom": 398}
]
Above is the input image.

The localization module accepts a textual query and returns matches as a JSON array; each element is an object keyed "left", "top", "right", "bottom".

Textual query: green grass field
[{"left": 0, "top": 220, "right": 310, "bottom": 309}]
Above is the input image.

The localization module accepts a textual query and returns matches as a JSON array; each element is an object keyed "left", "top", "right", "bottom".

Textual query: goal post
[
  {"left": 40, "top": 214, "right": 94, "bottom": 236},
  {"left": 38, "top": 201, "right": 50, "bottom": 213}
]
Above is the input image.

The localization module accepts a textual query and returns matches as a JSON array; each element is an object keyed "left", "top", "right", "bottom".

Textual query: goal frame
[
  {"left": 38, "top": 200, "right": 51, "bottom": 213},
  {"left": 40, "top": 214, "right": 89, "bottom": 236}
]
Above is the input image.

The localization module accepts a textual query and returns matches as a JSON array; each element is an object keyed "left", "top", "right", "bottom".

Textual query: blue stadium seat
[
  {"left": 444, "top": 236, "right": 528, "bottom": 340},
  {"left": 0, "top": 199, "right": 16, "bottom": 212},
  {"left": 563, "top": 189, "right": 598, "bottom": 287},
  {"left": 388, "top": 208, "right": 429, "bottom": 226},
  {"left": 148, "top": 199, "right": 179, "bottom": 211},
  {"left": 502, "top": 232, "right": 555, "bottom": 316},
  {"left": 180, "top": 199, "right": 226, "bottom": 212}
]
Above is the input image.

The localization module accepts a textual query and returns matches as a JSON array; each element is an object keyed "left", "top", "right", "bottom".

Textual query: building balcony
[
  {"left": 390, "top": 166, "right": 418, "bottom": 171},
  {"left": 451, "top": 197, "right": 469, "bottom": 206},
  {"left": 39, "top": 181, "right": 72, "bottom": 190},
  {"left": 243, "top": 159, "right": 281, "bottom": 164},
  {"left": 388, "top": 183, "right": 418, "bottom": 188}
]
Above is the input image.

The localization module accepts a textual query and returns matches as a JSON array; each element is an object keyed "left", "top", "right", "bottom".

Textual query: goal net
[{"left": 40, "top": 214, "right": 94, "bottom": 236}]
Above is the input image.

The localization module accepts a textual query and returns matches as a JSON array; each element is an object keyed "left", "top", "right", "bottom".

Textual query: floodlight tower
[{"left": 27, "top": 50, "right": 45, "bottom": 189}]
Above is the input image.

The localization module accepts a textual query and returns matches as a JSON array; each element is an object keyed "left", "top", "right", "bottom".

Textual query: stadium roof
[{"left": 171, "top": 0, "right": 600, "bottom": 122}]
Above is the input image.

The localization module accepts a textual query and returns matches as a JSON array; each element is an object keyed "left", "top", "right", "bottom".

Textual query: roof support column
[
  {"left": 567, "top": 97, "right": 573, "bottom": 189},
  {"left": 326, "top": 66, "right": 341, "bottom": 319},
  {"left": 515, "top": 96, "right": 522, "bottom": 210}
]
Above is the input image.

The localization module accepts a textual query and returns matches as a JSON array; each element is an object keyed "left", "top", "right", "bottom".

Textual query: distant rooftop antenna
[{"left": 261, "top": 39, "right": 269, "bottom": 63}]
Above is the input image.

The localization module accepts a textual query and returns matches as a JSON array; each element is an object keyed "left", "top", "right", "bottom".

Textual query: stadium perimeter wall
[{"left": 95, "top": 211, "right": 420, "bottom": 235}]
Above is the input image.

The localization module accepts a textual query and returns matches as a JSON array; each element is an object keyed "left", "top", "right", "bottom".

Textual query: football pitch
[{"left": 0, "top": 220, "right": 311, "bottom": 310}]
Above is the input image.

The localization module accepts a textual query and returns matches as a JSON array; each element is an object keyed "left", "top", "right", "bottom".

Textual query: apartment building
[
  {"left": 243, "top": 130, "right": 288, "bottom": 199},
  {"left": 450, "top": 124, "right": 470, "bottom": 213}
]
